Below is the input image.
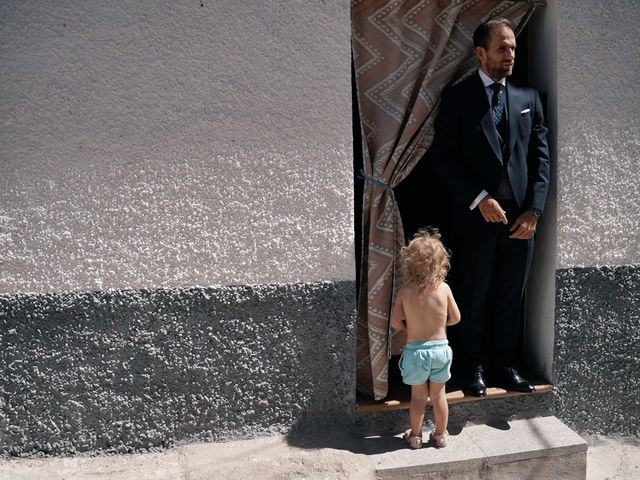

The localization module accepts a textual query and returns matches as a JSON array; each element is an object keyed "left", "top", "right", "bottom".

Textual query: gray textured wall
[
  {"left": 2, "top": 0, "right": 640, "bottom": 458},
  {"left": 556, "top": 0, "right": 640, "bottom": 268},
  {"left": 0, "top": 0, "right": 354, "bottom": 293},
  {"left": 0, "top": 281, "right": 356, "bottom": 455},
  {"left": 551, "top": 0, "right": 640, "bottom": 437},
  {"left": 0, "top": 0, "right": 356, "bottom": 456},
  {"left": 554, "top": 265, "right": 640, "bottom": 436}
]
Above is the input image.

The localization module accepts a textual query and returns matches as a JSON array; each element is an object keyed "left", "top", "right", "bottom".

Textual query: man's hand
[
  {"left": 478, "top": 195, "right": 508, "bottom": 224},
  {"left": 509, "top": 210, "right": 539, "bottom": 239}
]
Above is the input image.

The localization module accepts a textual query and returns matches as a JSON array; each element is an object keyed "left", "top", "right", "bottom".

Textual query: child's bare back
[{"left": 391, "top": 281, "right": 459, "bottom": 342}]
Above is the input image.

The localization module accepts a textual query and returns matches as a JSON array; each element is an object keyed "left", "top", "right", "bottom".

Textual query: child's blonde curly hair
[{"left": 400, "top": 228, "right": 450, "bottom": 294}]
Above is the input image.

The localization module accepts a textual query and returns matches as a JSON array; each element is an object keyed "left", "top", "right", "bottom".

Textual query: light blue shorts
[{"left": 399, "top": 340, "right": 453, "bottom": 385}]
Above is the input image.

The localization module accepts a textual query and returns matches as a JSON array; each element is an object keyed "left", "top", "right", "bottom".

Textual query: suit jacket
[{"left": 431, "top": 71, "right": 550, "bottom": 212}]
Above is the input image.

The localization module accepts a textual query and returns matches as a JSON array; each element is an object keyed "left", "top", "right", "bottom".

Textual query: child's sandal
[
  {"left": 403, "top": 429, "right": 423, "bottom": 449},
  {"left": 429, "top": 429, "right": 449, "bottom": 448}
]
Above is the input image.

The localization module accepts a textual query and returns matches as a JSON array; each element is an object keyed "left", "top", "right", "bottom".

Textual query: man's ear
[{"left": 475, "top": 46, "right": 485, "bottom": 62}]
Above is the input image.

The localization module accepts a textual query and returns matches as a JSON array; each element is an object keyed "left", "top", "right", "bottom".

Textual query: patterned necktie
[{"left": 491, "top": 82, "right": 506, "bottom": 141}]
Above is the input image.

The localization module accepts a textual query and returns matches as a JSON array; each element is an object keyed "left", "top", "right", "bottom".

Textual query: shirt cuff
[{"left": 470, "top": 190, "right": 489, "bottom": 210}]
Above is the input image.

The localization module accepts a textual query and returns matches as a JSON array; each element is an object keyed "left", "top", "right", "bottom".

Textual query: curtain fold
[{"left": 352, "top": 0, "right": 541, "bottom": 400}]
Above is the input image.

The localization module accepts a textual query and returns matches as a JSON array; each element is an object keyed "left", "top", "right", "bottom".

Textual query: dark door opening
[{"left": 353, "top": 23, "right": 554, "bottom": 408}]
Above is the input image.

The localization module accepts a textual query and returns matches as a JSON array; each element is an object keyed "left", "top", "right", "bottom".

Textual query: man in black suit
[{"left": 431, "top": 18, "right": 550, "bottom": 396}]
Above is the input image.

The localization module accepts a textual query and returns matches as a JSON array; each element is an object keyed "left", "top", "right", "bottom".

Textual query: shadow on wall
[{"left": 0, "top": 281, "right": 357, "bottom": 456}]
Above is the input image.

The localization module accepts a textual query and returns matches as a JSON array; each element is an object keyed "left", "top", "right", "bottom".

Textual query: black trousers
[{"left": 447, "top": 199, "right": 534, "bottom": 371}]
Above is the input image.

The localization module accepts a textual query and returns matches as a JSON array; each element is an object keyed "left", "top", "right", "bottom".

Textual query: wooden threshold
[{"left": 357, "top": 383, "right": 554, "bottom": 413}]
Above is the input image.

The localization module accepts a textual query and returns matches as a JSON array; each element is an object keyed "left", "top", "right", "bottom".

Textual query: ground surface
[{"left": 0, "top": 431, "right": 638, "bottom": 480}]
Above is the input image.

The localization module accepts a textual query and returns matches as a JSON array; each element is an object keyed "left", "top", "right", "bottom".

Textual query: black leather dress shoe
[
  {"left": 497, "top": 367, "right": 535, "bottom": 393},
  {"left": 462, "top": 365, "right": 487, "bottom": 397}
]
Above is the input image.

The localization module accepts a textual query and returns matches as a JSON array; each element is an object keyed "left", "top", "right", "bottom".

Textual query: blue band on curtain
[{"left": 358, "top": 169, "right": 393, "bottom": 189}]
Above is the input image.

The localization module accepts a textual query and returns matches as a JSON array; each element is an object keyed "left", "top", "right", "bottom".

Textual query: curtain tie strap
[{"left": 358, "top": 169, "right": 393, "bottom": 189}]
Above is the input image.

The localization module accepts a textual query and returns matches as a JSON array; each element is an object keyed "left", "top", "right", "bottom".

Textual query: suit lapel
[{"left": 507, "top": 81, "right": 520, "bottom": 157}]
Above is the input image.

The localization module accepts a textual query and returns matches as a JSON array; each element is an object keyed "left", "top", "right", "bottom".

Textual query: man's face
[{"left": 476, "top": 25, "right": 516, "bottom": 81}]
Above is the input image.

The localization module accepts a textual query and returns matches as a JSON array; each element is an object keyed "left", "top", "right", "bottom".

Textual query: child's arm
[
  {"left": 389, "top": 289, "right": 407, "bottom": 331},
  {"left": 445, "top": 283, "right": 461, "bottom": 326}
]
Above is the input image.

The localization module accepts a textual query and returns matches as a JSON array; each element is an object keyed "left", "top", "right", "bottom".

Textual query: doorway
[{"left": 353, "top": 4, "right": 557, "bottom": 405}]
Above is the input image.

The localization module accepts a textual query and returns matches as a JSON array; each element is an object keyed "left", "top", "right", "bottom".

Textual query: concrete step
[{"left": 369, "top": 416, "right": 588, "bottom": 480}]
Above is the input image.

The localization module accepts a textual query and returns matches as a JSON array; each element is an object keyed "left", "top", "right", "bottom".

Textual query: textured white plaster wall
[
  {"left": 0, "top": 0, "right": 354, "bottom": 293},
  {"left": 557, "top": 0, "right": 640, "bottom": 268}
]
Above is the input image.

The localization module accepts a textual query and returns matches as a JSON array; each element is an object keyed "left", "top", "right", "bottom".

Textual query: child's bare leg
[
  {"left": 409, "top": 383, "right": 429, "bottom": 436},
  {"left": 428, "top": 381, "right": 448, "bottom": 434}
]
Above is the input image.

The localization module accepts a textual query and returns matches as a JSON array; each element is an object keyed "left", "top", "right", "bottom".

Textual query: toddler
[{"left": 390, "top": 229, "right": 461, "bottom": 449}]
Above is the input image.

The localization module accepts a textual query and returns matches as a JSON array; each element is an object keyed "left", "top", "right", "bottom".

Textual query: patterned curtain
[{"left": 352, "top": 0, "right": 543, "bottom": 400}]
